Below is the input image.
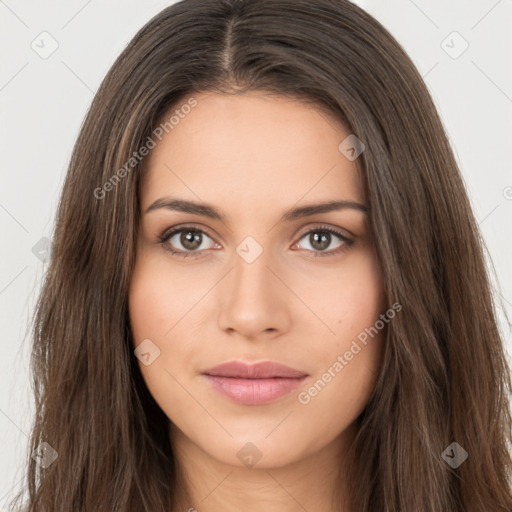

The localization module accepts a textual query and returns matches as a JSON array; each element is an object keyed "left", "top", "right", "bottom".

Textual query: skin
[{"left": 128, "top": 90, "right": 387, "bottom": 512}]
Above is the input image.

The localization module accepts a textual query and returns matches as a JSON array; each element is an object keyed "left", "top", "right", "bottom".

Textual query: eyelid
[
  {"left": 294, "top": 223, "right": 354, "bottom": 241},
  {"left": 159, "top": 222, "right": 218, "bottom": 242}
]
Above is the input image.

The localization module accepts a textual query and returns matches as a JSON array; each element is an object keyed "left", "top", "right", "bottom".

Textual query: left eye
[{"left": 295, "top": 228, "right": 350, "bottom": 255}]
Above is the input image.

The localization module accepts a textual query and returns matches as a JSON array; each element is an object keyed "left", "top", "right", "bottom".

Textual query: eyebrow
[{"left": 144, "top": 197, "right": 368, "bottom": 222}]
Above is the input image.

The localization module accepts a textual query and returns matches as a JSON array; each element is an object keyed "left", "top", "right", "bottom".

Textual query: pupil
[
  {"left": 181, "top": 230, "right": 201, "bottom": 250},
  {"left": 311, "top": 231, "right": 330, "bottom": 251}
]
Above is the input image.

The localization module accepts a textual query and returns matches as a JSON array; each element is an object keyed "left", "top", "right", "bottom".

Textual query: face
[{"left": 128, "top": 90, "right": 386, "bottom": 469}]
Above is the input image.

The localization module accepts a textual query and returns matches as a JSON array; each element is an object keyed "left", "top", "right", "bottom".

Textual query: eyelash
[{"left": 157, "top": 224, "right": 354, "bottom": 259}]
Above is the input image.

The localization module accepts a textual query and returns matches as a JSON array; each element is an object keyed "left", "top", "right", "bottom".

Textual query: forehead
[{"left": 140, "top": 91, "right": 365, "bottom": 216}]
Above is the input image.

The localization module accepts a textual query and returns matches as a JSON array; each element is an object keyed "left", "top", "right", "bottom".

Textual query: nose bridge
[
  {"left": 216, "top": 234, "right": 289, "bottom": 335},
  {"left": 230, "top": 235, "right": 276, "bottom": 303}
]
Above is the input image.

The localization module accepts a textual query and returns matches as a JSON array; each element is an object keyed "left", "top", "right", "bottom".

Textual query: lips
[
  {"left": 201, "top": 360, "right": 309, "bottom": 405},
  {"left": 202, "top": 360, "right": 308, "bottom": 379}
]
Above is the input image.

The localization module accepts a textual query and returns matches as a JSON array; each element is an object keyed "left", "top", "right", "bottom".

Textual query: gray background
[{"left": 1, "top": 0, "right": 511, "bottom": 506}]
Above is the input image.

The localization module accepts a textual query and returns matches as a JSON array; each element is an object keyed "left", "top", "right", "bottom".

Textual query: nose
[{"left": 216, "top": 242, "right": 292, "bottom": 340}]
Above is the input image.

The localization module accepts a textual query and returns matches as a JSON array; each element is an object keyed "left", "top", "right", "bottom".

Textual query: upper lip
[{"left": 202, "top": 360, "right": 308, "bottom": 379}]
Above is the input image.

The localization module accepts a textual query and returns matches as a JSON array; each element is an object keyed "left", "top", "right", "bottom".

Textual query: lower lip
[{"left": 203, "top": 375, "right": 308, "bottom": 405}]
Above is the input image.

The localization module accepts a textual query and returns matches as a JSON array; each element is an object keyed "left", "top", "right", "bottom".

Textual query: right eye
[{"left": 158, "top": 226, "right": 219, "bottom": 257}]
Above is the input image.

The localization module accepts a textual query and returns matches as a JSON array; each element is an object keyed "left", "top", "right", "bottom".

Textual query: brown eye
[
  {"left": 294, "top": 226, "right": 354, "bottom": 258},
  {"left": 176, "top": 230, "right": 203, "bottom": 251},
  {"left": 159, "top": 227, "right": 217, "bottom": 257}
]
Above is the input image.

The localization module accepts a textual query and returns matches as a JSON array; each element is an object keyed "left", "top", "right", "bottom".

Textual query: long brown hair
[{"left": 9, "top": 0, "right": 512, "bottom": 510}]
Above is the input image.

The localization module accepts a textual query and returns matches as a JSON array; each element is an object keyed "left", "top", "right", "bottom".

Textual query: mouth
[{"left": 201, "top": 360, "right": 309, "bottom": 405}]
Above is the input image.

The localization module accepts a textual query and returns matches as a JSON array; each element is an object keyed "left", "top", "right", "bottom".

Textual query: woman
[{"left": 10, "top": 0, "right": 512, "bottom": 510}]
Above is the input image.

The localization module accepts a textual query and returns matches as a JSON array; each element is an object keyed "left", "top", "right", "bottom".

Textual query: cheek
[
  {"left": 128, "top": 256, "right": 194, "bottom": 415},
  {"left": 127, "top": 248, "right": 214, "bottom": 359},
  {"left": 128, "top": 255, "right": 183, "bottom": 389},
  {"left": 296, "top": 248, "right": 385, "bottom": 413},
  {"left": 303, "top": 246, "right": 385, "bottom": 344},
  {"left": 128, "top": 252, "right": 198, "bottom": 342}
]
